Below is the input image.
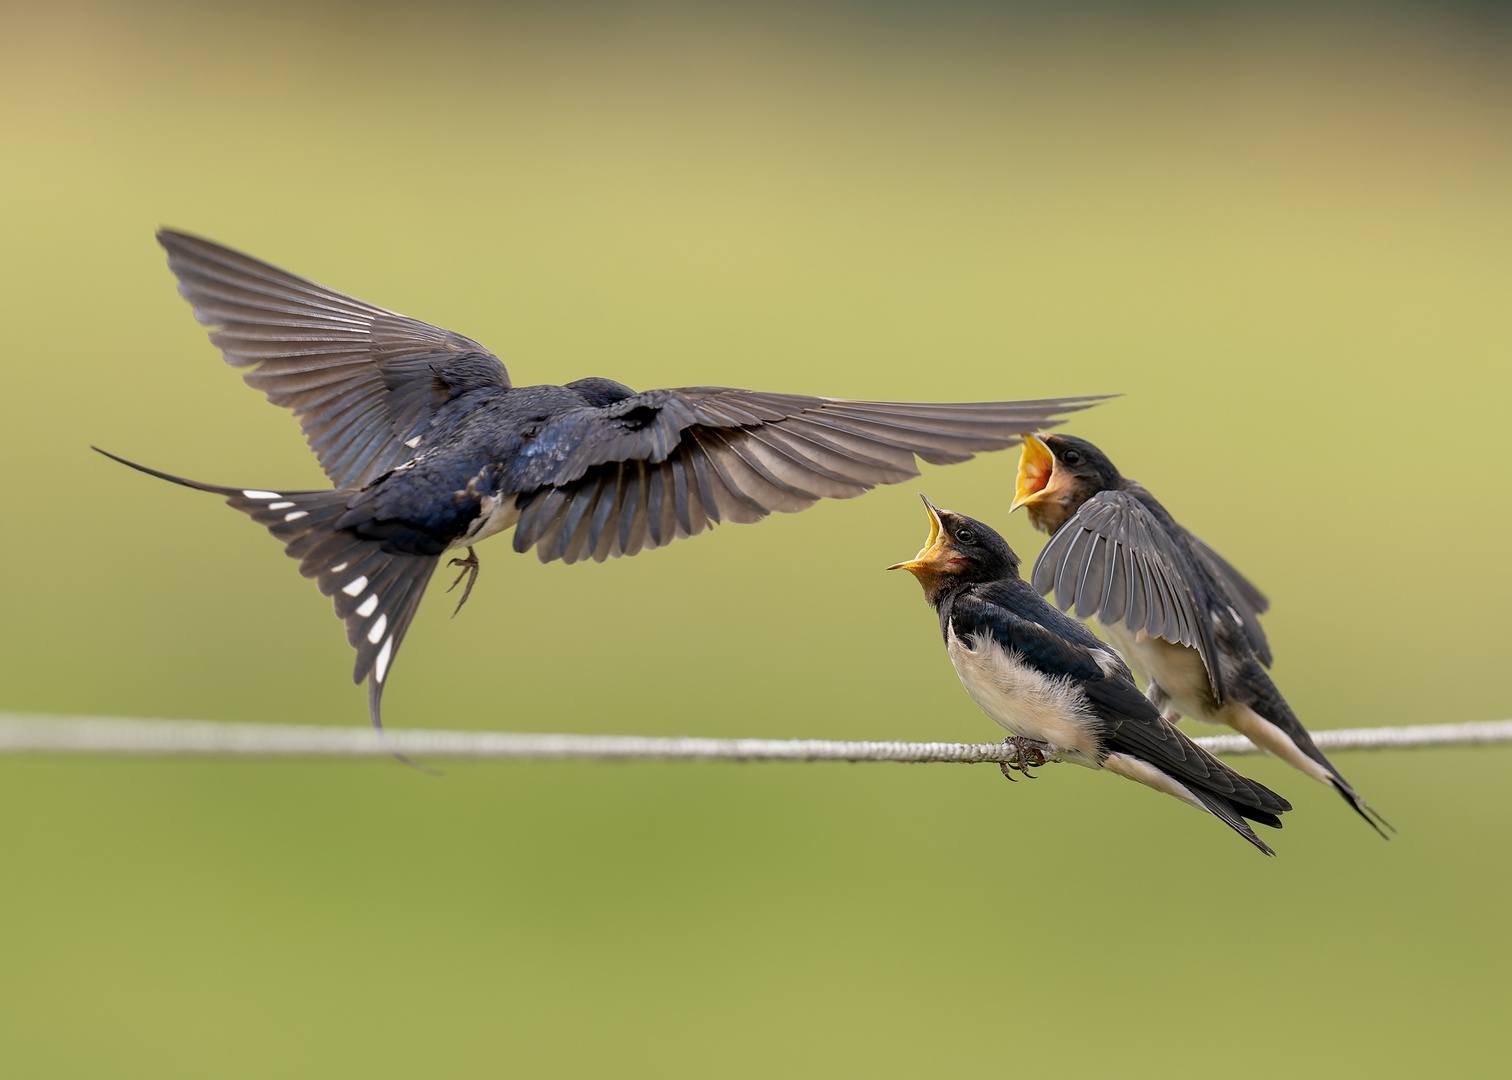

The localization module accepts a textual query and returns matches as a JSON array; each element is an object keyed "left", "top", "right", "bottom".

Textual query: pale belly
[
  {"left": 1102, "top": 621, "right": 1220, "bottom": 724},
  {"left": 448, "top": 494, "right": 521, "bottom": 550},
  {"left": 945, "top": 626, "right": 1102, "bottom": 764},
  {"left": 1104, "top": 622, "right": 1333, "bottom": 784}
]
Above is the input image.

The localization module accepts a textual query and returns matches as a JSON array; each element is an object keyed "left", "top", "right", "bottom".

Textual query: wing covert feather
[
  {"left": 511, "top": 391, "right": 1107, "bottom": 563},
  {"left": 1183, "top": 528, "right": 1273, "bottom": 666},
  {"left": 159, "top": 230, "right": 509, "bottom": 490}
]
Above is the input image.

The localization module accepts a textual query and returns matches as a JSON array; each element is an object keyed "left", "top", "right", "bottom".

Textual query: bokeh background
[{"left": 2, "top": 1, "right": 1510, "bottom": 1075}]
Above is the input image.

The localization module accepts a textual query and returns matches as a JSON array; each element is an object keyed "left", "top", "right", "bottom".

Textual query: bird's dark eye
[
  {"left": 1062, "top": 450, "right": 1083, "bottom": 465},
  {"left": 955, "top": 528, "right": 975, "bottom": 545}
]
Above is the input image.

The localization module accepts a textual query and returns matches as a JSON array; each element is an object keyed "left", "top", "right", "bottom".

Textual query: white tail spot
[
  {"left": 373, "top": 636, "right": 394, "bottom": 683},
  {"left": 342, "top": 576, "right": 369, "bottom": 596},
  {"left": 284, "top": 510, "right": 309, "bottom": 522},
  {"left": 404, "top": 436, "right": 422, "bottom": 448},
  {"left": 243, "top": 490, "right": 281, "bottom": 500},
  {"left": 355, "top": 594, "right": 378, "bottom": 618},
  {"left": 267, "top": 501, "right": 295, "bottom": 510},
  {"left": 329, "top": 562, "right": 348, "bottom": 574},
  {"left": 367, "top": 613, "right": 388, "bottom": 644}
]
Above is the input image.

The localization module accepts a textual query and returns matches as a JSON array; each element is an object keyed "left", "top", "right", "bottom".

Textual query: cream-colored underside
[
  {"left": 945, "top": 625, "right": 1102, "bottom": 764},
  {"left": 449, "top": 495, "right": 521, "bottom": 550},
  {"left": 1103, "top": 621, "right": 1214, "bottom": 717},
  {"left": 1103, "top": 621, "right": 1331, "bottom": 785},
  {"left": 1101, "top": 752, "right": 1209, "bottom": 814},
  {"left": 946, "top": 624, "right": 1228, "bottom": 817}
]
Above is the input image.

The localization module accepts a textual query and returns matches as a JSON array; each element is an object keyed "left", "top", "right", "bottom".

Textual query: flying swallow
[
  {"left": 889, "top": 496, "right": 1291, "bottom": 855},
  {"left": 98, "top": 230, "right": 1108, "bottom": 729},
  {"left": 1010, "top": 433, "right": 1390, "bottom": 836}
]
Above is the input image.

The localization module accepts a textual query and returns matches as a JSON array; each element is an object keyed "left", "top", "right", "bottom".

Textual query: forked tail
[
  {"left": 94, "top": 448, "right": 438, "bottom": 731},
  {"left": 1188, "top": 787, "right": 1284, "bottom": 857},
  {"left": 1329, "top": 777, "right": 1395, "bottom": 840}
]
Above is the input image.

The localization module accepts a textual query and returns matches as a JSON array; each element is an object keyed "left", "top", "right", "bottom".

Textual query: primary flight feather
[{"left": 99, "top": 231, "right": 1109, "bottom": 729}]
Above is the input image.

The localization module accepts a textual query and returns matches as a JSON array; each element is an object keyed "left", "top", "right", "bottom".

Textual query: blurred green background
[{"left": 2, "top": 1, "right": 1510, "bottom": 1075}]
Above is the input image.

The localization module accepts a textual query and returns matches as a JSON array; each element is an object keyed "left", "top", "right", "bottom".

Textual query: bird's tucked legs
[
  {"left": 999, "top": 735, "right": 1051, "bottom": 781},
  {"left": 447, "top": 546, "right": 480, "bottom": 617},
  {"left": 1146, "top": 680, "right": 1183, "bottom": 725}
]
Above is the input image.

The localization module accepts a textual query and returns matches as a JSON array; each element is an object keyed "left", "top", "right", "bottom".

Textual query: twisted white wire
[{"left": 0, "top": 713, "right": 1508, "bottom": 762}]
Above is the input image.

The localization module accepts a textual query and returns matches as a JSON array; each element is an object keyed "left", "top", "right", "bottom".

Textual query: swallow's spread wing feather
[
  {"left": 509, "top": 392, "right": 1107, "bottom": 564},
  {"left": 1031, "top": 489, "right": 1225, "bottom": 702},
  {"left": 159, "top": 230, "right": 510, "bottom": 491}
]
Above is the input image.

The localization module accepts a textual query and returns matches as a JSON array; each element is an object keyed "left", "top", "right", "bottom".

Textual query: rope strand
[{"left": 1, "top": 713, "right": 1509, "bottom": 762}]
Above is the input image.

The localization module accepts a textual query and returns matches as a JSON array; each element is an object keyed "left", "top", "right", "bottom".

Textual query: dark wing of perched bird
[
  {"left": 1226, "top": 650, "right": 1392, "bottom": 837},
  {"left": 1030, "top": 490, "right": 1225, "bottom": 701},
  {"left": 953, "top": 583, "right": 1289, "bottom": 854},
  {"left": 1180, "top": 527, "right": 1272, "bottom": 666},
  {"left": 1089, "top": 690, "right": 1291, "bottom": 852},
  {"left": 158, "top": 229, "right": 512, "bottom": 490},
  {"left": 506, "top": 392, "right": 1105, "bottom": 564}
]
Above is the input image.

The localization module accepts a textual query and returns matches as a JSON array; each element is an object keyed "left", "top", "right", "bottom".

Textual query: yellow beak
[
  {"left": 887, "top": 495, "right": 947, "bottom": 574},
  {"left": 1009, "top": 433, "right": 1056, "bottom": 512}
]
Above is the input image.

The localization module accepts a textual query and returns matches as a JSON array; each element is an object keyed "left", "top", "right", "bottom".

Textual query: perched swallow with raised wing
[
  {"left": 1010, "top": 433, "right": 1390, "bottom": 836},
  {"left": 98, "top": 230, "right": 1108, "bottom": 729},
  {"left": 889, "top": 496, "right": 1290, "bottom": 854}
]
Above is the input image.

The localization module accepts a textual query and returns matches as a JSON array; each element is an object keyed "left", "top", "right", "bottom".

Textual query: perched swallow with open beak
[
  {"left": 1010, "top": 433, "right": 1390, "bottom": 836},
  {"left": 98, "top": 230, "right": 1108, "bottom": 729},
  {"left": 889, "top": 497, "right": 1291, "bottom": 855}
]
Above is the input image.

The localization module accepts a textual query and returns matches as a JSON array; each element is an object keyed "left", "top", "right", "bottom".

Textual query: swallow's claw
[
  {"left": 446, "top": 546, "right": 480, "bottom": 617},
  {"left": 999, "top": 735, "right": 1049, "bottom": 780}
]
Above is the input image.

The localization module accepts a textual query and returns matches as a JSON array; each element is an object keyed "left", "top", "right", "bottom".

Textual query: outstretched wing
[
  {"left": 510, "top": 390, "right": 1109, "bottom": 564},
  {"left": 159, "top": 230, "right": 510, "bottom": 490},
  {"left": 1031, "top": 489, "right": 1225, "bottom": 702}
]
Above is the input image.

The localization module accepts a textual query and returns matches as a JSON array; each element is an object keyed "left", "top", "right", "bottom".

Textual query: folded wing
[
  {"left": 1084, "top": 676, "right": 1292, "bottom": 826},
  {"left": 1181, "top": 527, "right": 1272, "bottom": 667},
  {"left": 951, "top": 585, "right": 1289, "bottom": 853}
]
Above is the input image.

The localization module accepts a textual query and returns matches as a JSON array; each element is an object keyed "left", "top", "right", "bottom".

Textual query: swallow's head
[
  {"left": 888, "top": 495, "right": 1019, "bottom": 602},
  {"left": 1010, "top": 432, "right": 1121, "bottom": 534},
  {"left": 565, "top": 377, "right": 637, "bottom": 406}
]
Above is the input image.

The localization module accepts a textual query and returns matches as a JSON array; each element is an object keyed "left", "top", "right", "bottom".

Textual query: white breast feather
[
  {"left": 453, "top": 494, "right": 521, "bottom": 548},
  {"left": 1101, "top": 752, "right": 1209, "bottom": 814},
  {"left": 945, "top": 625, "right": 1103, "bottom": 762}
]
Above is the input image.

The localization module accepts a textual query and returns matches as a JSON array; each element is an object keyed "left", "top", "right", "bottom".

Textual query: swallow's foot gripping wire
[{"left": 999, "top": 736, "right": 1050, "bottom": 781}]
